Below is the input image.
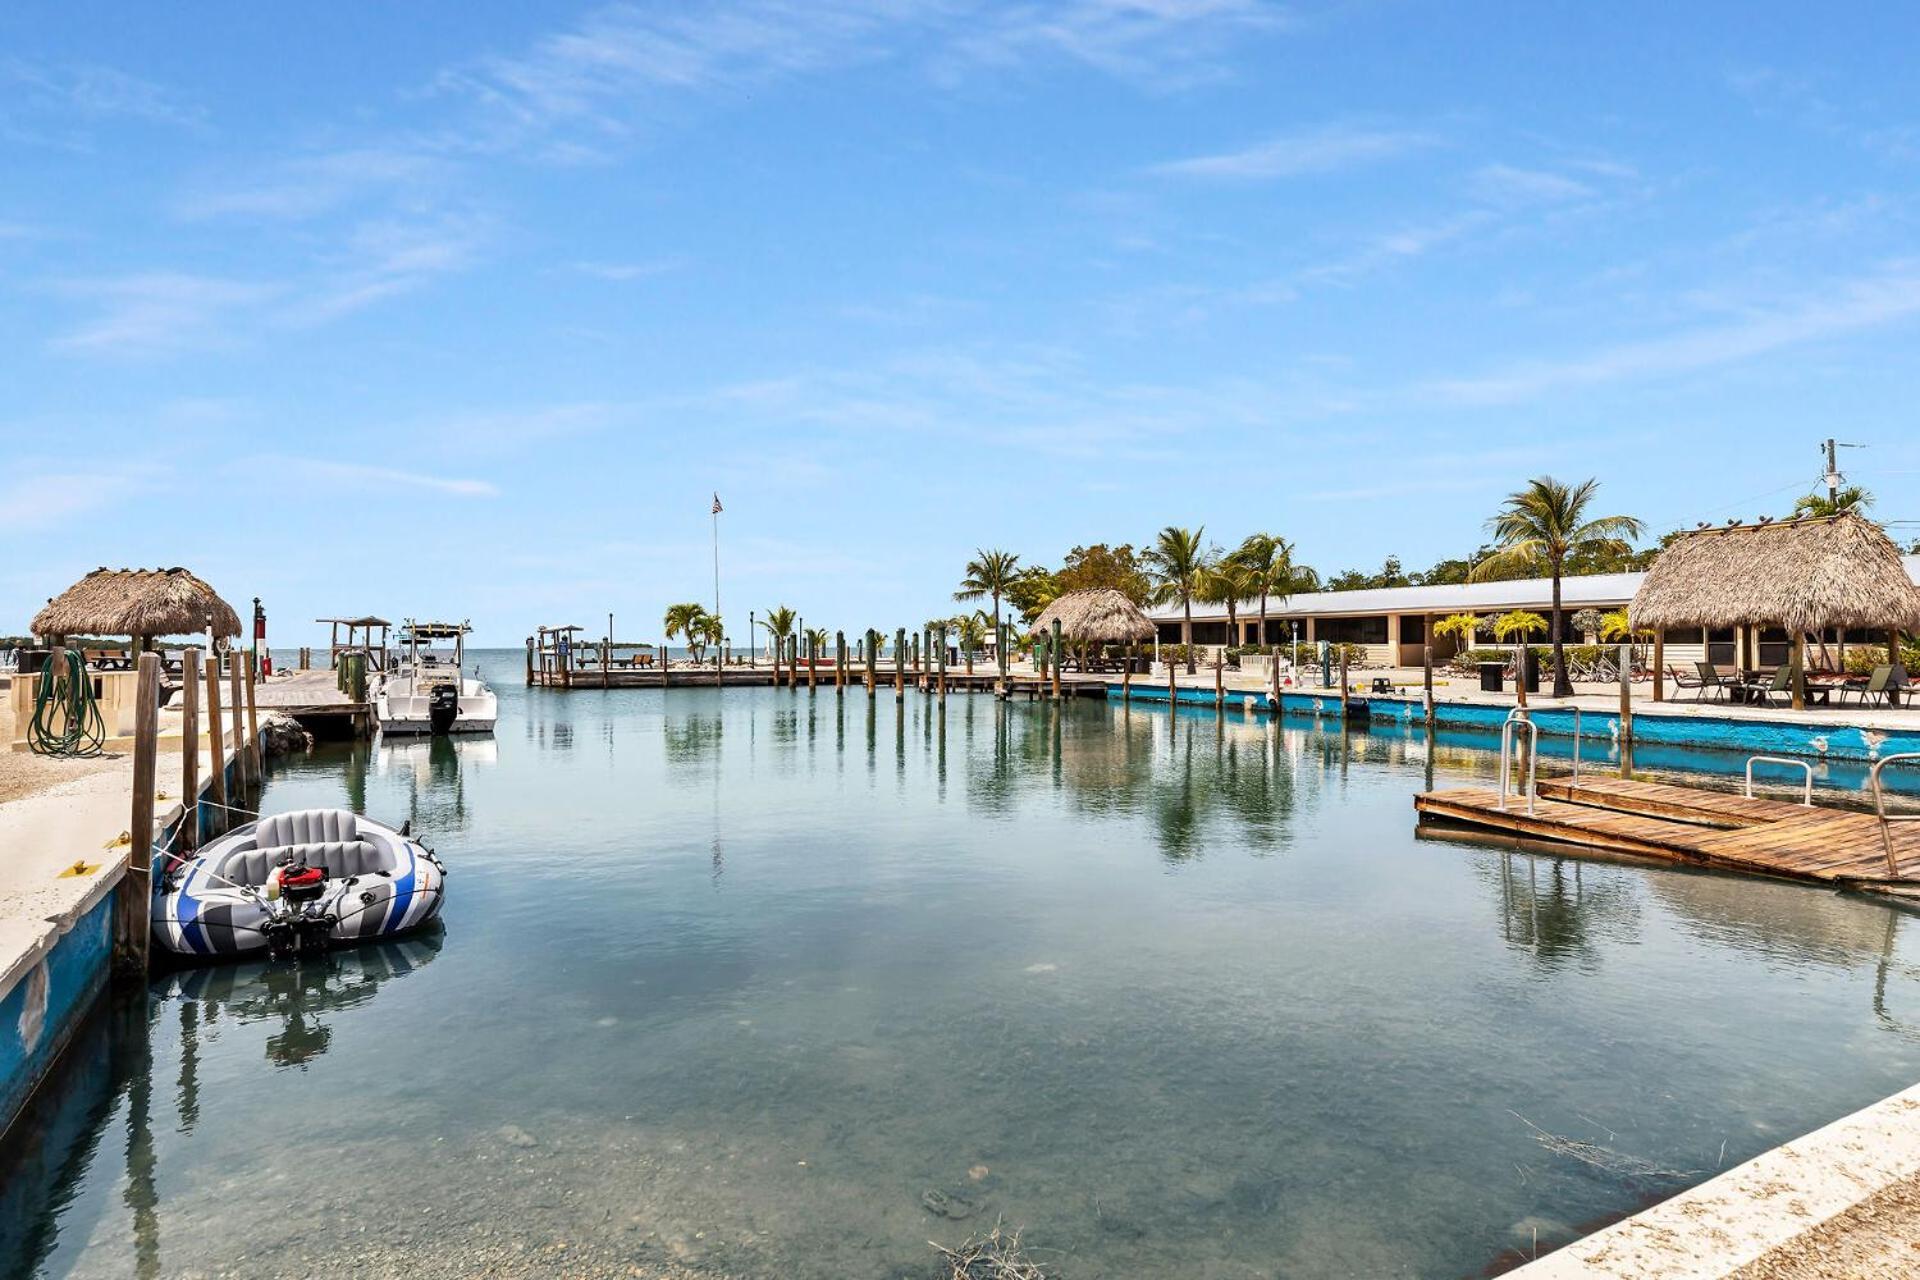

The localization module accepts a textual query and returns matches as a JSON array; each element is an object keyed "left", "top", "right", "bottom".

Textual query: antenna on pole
[{"left": 1824, "top": 438, "right": 1865, "bottom": 508}]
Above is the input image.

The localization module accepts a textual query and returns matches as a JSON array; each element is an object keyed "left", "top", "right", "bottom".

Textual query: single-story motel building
[{"left": 1146, "top": 556, "right": 1920, "bottom": 669}]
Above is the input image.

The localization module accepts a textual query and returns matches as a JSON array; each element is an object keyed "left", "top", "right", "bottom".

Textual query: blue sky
[{"left": 4, "top": 2, "right": 1918, "bottom": 646}]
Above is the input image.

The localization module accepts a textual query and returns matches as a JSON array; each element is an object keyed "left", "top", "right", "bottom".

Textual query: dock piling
[
  {"left": 1213, "top": 649, "right": 1223, "bottom": 711},
  {"left": 1422, "top": 644, "right": 1435, "bottom": 727},
  {"left": 228, "top": 658, "right": 246, "bottom": 792},
  {"left": 835, "top": 630, "right": 847, "bottom": 691},
  {"left": 205, "top": 652, "right": 228, "bottom": 825},
  {"left": 180, "top": 649, "right": 201, "bottom": 852},
  {"left": 808, "top": 635, "right": 818, "bottom": 691},
  {"left": 1338, "top": 650, "right": 1349, "bottom": 727},
  {"left": 865, "top": 630, "right": 877, "bottom": 694},
  {"left": 115, "top": 652, "right": 159, "bottom": 980},
  {"left": 1619, "top": 642, "right": 1634, "bottom": 746},
  {"left": 1051, "top": 619, "right": 1063, "bottom": 701}
]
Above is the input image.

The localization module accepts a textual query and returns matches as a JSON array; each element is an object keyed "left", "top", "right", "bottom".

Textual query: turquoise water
[{"left": 8, "top": 671, "right": 1920, "bottom": 1278}]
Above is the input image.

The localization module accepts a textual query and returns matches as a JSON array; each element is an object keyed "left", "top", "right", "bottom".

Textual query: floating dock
[{"left": 1415, "top": 773, "right": 1920, "bottom": 888}]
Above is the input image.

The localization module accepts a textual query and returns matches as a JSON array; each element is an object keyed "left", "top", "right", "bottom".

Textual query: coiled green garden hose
[{"left": 28, "top": 649, "right": 106, "bottom": 757}]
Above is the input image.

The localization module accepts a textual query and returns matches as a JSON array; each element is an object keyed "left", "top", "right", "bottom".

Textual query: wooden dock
[
  {"left": 1415, "top": 774, "right": 1920, "bottom": 888},
  {"left": 253, "top": 669, "right": 373, "bottom": 737}
]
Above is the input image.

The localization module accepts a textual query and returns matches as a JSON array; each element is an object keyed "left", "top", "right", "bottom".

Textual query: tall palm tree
[
  {"left": 1144, "top": 525, "right": 1208, "bottom": 674},
  {"left": 955, "top": 549, "right": 1021, "bottom": 642},
  {"left": 762, "top": 605, "right": 797, "bottom": 679},
  {"left": 1470, "top": 477, "right": 1643, "bottom": 697},
  {"left": 1792, "top": 485, "right": 1873, "bottom": 518},
  {"left": 1233, "top": 534, "right": 1282, "bottom": 648}
]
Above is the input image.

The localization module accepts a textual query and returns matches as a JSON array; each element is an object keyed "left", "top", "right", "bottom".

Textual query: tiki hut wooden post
[
  {"left": 1631, "top": 513, "right": 1920, "bottom": 711},
  {"left": 1652, "top": 629, "right": 1665, "bottom": 702}
]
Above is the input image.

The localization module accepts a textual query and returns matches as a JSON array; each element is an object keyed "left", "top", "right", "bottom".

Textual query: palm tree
[
  {"left": 693, "top": 612, "right": 724, "bottom": 667},
  {"left": 1233, "top": 534, "right": 1286, "bottom": 649},
  {"left": 1793, "top": 485, "right": 1873, "bottom": 518},
  {"left": 1144, "top": 525, "right": 1208, "bottom": 673},
  {"left": 1198, "top": 557, "right": 1255, "bottom": 651},
  {"left": 663, "top": 602, "right": 705, "bottom": 664},
  {"left": 955, "top": 549, "right": 1021, "bottom": 642},
  {"left": 952, "top": 612, "right": 988, "bottom": 674},
  {"left": 1470, "top": 477, "right": 1644, "bottom": 697},
  {"left": 762, "top": 605, "right": 796, "bottom": 679}
]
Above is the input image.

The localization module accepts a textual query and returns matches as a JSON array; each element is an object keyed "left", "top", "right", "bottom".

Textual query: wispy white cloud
[
  {"left": 287, "top": 215, "right": 489, "bottom": 324},
  {"left": 1151, "top": 122, "right": 1434, "bottom": 180},
  {"left": 176, "top": 147, "right": 448, "bottom": 221},
  {"left": 244, "top": 456, "right": 499, "bottom": 498},
  {"left": 1469, "top": 163, "right": 1592, "bottom": 205},
  {"left": 435, "top": 1, "right": 1282, "bottom": 156},
  {"left": 1423, "top": 260, "right": 1920, "bottom": 406},
  {"left": 47, "top": 273, "right": 281, "bottom": 356},
  {"left": 0, "top": 462, "right": 166, "bottom": 528},
  {"left": 2, "top": 59, "right": 202, "bottom": 130},
  {"left": 567, "top": 257, "right": 688, "bottom": 281}
]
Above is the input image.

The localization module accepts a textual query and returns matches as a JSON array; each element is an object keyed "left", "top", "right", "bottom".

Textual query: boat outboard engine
[
  {"left": 263, "top": 863, "right": 335, "bottom": 959},
  {"left": 428, "top": 683, "right": 459, "bottom": 735}
]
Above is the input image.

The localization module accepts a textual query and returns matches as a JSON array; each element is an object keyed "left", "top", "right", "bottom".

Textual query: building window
[
  {"left": 1400, "top": 615, "right": 1425, "bottom": 643},
  {"left": 1662, "top": 627, "right": 1705, "bottom": 645},
  {"left": 1317, "top": 615, "right": 1388, "bottom": 645},
  {"left": 1707, "top": 628, "right": 1736, "bottom": 666}
]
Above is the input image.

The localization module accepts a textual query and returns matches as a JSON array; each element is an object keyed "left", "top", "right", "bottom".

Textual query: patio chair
[
  {"left": 1846, "top": 665, "right": 1894, "bottom": 708},
  {"left": 1668, "top": 664, "right": 1707, "bottom": 699},
  {"left": 1739, "top": 665, "right": 1794, "bottom": 708},
  {"left": 1692, "top": 660, "right": 1730, "bottom": 702}
]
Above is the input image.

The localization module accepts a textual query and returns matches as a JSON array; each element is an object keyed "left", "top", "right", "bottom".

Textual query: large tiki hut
[
  {"left": 31, "top": 567, "right": 242, "bottom": 652},
  {"left": 1630, "top": 513, "right": 1920, "bottom": 707},
  {"left": 1030, "top": 589, "right": 1156, "bottom": 667}
]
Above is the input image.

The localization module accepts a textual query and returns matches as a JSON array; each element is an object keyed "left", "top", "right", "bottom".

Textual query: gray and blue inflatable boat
[{"left": 153, "top": 808, "right": 445, "bottom": 960}]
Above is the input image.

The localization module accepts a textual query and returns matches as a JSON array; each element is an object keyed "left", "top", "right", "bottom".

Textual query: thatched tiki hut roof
[
  {"left": 1030, "top": 589, "right": 1157, "bottom": 644},
  {"left": 1630, "top": 513, "right": 1920, "bottom": 636},
  {"left": 32, "top": 567, "right": 242, "bottom": 643}
]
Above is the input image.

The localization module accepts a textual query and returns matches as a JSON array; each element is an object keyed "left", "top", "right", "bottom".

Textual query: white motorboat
[{"left": 375, "top": 620, "right": 497, "bottom": 736}]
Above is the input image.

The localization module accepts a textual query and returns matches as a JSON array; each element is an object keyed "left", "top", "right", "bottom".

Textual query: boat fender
[{"left": 265, "top": 865, "right": 284, "bottom": 901}]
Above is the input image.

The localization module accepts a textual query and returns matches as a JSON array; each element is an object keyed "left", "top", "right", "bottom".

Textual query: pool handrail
[
  {"left": 1744, "top": 755, "right": 1813, "bottom": 807},
  {"left": 1871, "top": 753, "right": 1920, "bottom": 878},
  {"left": 1498, "top": 709, "right": 1537, "bottom": 816}
]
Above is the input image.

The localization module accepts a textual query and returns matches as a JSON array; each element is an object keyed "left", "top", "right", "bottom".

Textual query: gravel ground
[
  {"left": 1731, "top": 1172, "right": 1920, "bottom": 1280},
  {"left": 0, "top": 692, "right": 128, "bottom": 804}
]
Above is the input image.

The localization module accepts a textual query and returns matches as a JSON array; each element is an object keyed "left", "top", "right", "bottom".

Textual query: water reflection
[{"left": 1486, "top": 852, "right": 1641, "bottom": 968}]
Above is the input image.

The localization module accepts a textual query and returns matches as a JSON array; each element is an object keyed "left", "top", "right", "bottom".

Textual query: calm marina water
[{"left": 8, "top": 660, "right": 1920, "bottom": 1278}]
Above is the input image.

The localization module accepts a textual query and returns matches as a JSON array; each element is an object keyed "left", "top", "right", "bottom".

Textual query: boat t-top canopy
[{"left": 400, "top": 621, "right": 472, "bottom": 641}]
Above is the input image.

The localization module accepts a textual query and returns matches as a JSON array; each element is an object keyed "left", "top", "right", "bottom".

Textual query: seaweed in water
[
  {"left": 930, "top": 1221, "right": 1055, "bottom": 1279},
  {"left": 1510, "top": 1111, "right": 1700, "bottom": 1184}
]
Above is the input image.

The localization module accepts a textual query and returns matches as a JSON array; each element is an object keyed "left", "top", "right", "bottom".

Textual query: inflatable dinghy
[{"left": 154, "top": 808, "right": 445, "bottom": 960}]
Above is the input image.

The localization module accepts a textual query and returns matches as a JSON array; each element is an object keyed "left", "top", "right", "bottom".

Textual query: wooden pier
[{"left": 1415, "top": 774, "right": 1920, "bottom": 888}]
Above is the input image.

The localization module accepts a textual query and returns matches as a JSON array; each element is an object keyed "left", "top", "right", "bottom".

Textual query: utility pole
[{"left": 1826, "top": 437, "right": 1840, "bottom": 509}]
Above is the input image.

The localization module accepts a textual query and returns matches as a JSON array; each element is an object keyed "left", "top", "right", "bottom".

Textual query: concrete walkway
[{"left": 1514, "top": 1082, "right": 1920, "bottom": 1278}]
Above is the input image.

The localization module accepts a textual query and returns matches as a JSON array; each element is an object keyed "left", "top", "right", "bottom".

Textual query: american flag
[{"left": 711, "top": 492, "right": 723, "bottom": 514}]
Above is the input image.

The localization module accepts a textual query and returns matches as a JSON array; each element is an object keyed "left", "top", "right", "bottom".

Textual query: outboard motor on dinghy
[
  {"left": 428, "top": 683, "right": 459, "bottom": 735},
  {"left": 263, "top": 863, "right": 336, "bottom": 958}
]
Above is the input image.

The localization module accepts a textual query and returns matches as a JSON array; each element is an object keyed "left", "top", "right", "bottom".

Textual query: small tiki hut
[
  {"left": 32, "top": 567, "right": 242, "bottom": 654},
  {"left": 1029, "top": 589, "right": 1157, "bottom": 668},
  {"left": 1630, "top": 513, "right": 1920, "bottom": 708}
]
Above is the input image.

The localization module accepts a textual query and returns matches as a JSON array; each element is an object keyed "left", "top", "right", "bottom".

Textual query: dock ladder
[
  {"left": 1871, "top": 753, "right": 1920, "bottom": 878},
  {"left": 1497, "top": 709, "right": 1538, "bottom": 815},
  {"left": 1745, "top": 756, "right": 1814, "bottom": 806}
]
